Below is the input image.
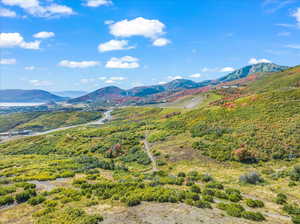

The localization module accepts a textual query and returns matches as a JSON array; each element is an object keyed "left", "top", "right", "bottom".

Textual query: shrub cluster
[
  {"left": 28, "top": 195, "right": 46, "bottom": 206},
  {"left": 241, "top": 211, "right": 265, "bottom": 221},
  {"left": 15, "top": 189, "right": 36, "bottom": 203},
  {"left": 0, "top": 195, "right": 14, "bottom": 206},
  {"left": 290, "top": 165, "right": 300, "bottom": 182},
  {"left": 121, "top": 146, "right": 151, "bottom": 165},
  {"left": 245, "top": 199, "right": 264, "bottom": 208},
  {"left": 275, "top": 193, "right": 287, "bottom": 205},
  {"left": 239, "top": 172, "right": 263, "bottom": 185}
]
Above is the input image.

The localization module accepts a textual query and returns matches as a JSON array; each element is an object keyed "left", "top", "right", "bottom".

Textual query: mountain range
[
  {"left": 0, "top": 63, "right": 289, "bottom": 104},
  {"left": 69, "top": 63, "right": 289, "bottom": 105}
]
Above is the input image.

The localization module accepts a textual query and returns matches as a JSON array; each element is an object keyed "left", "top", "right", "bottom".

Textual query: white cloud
[
  {"left": 1, "top": 0, "right": 74, "bottom": 17},
  {"left": 33, "top": 31, "right": 55, "bottom": 39},
  {"left": 46, "top": 4, "right": 73, "bottom": 16},
  {"left": 20, "top": 40, "right": 40, "bottom": 49},
  {"left": 292, "top": 8, "right": 300, "bottom": 26},
  {"left": 98, "top": 40, "right": 134, "bottom": 52},
  {"left": 105, "top": 79, "right": 116, "bottom": 84},
  {"left": 1, "top": 0, "right": 38, "bottom": 8},
  {"left": 158, "top": 81, "right": 167, "bottom": 85},
  {"left": 106, "top": 56, "right": 139, "bottom": 69},
  {"left": 189, "top": 73, "right": 202, "bottom": 78},
  {"left": 0, "top": 32, "right": 40, "bottom": 50},
  {"left": 59, "top": 60, "right": 100, "bottom": 68},
  {"left": 109, "top": 17, "right": 166, "bottom": 39},
  {"left": 0, "top": 32, "right": 23, "bottom": 47},
  {"left": 0, "top": 58, "right": 16, "bottom": 64},
  {"left": 29, "top": 79, "right": 52, "bottom": 87},
  {"left": 85, "top": 0, "right": 112, "bottom": 7},
  {"left": 220, "top": 67, "right": 235, "bottom": 72},
  {"left": 25, "top": 66, "right": 35, "bottom": 70},
  {"left": 0, "top": 8, "right": 16, "bottom": 17},
  {"left": 275, "top": 23, "right": 295, "bottom": 28},
  {"left": 168, "top": 75, "right": 183, "bottom": 80},
  {"left": 248, "top": 58, "right": 272, "bottom": 64},
  {"left": 152, "top": 38, "right": 170, "bottom": 47},
  {"left": 285, "top": 44, "right": 300, "bottom": 49},
  {"left": 97, "top": 76, "right": 107, "bottom": 80}
]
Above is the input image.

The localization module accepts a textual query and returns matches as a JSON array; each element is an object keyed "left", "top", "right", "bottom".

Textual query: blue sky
[{"left": 0, "top": 0, "right": 300, "bottom": 92}]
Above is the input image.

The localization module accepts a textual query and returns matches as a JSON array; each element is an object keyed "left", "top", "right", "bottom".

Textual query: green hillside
[
  {"left": 0, "top": 111, "right": 102, "bottom": 133},
  {"left": 0, "top": 67, "right": 299, "bottom": 224}
]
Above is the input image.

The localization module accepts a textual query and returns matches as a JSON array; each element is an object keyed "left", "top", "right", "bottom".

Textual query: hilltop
[{"left": 0, "top": 89, "right": 68, "bottom": 103}]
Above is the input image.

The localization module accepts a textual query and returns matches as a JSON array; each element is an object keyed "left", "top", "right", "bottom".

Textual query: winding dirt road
[{"left": 0, "top": 110, "right": 112, "bottom": 143}]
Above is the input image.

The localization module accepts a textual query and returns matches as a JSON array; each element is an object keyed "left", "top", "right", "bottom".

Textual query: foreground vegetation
[{"left": 0, "top": 66, "right": 299, "bottom": 223}]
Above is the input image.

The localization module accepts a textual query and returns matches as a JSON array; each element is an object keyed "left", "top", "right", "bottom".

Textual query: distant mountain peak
[{"left": 218, "top": 63, "right": 289, "bottom": 82}]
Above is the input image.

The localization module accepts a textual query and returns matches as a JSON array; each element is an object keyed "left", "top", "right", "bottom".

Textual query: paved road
[{"left": 0, "top": 110, "right": 112, "bottom": 143}]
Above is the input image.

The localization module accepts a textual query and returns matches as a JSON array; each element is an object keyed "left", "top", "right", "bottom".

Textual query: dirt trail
[{"left": 143, "top": 135, "right": 158, "bottom": 172}]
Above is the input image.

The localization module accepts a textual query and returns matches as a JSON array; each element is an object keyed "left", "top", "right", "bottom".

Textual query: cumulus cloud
[
  {"left": 0, "top": 32, "right": 40, "bottom": 50},
  {"left": 292, "top": 8, "right": 300, "bottom": 26},
  {"left": 0, "top": 7, "right": 16, "bottom": 17},
  {"left": 106, "top": 56, "right": 139, "bottom": 69},
  {"left": 33, "top": 31, "right": 55, "bottom": 39},
  {"left": 189, "top": 73, "right": 202, "bottom": 78},
  {"left": 168, "top": 75, "right": 183, "bottom": 80},
  {"left": 29, "top": 79, "right": 52, "bottom": 87},
  {"left": 20, "top": 41, "right": 41, "bottom": 49},
  {"left": 220, "top": 67, "right": 235, "bottom": 72},
  {"left": 248, "top": 58, "right": 272, "bottom": 64},
  {"left": 109, "top": 17, "right": 165, "bottom": 39},
  {"left": 152, "top": 38, "right": 170, "bottom": 47},
  {"left": 25, "top": 66, "right": 35, "bottom": 70},
  {"left": 1, "top": 0, "right": 74, "bottom": 17},
  {"left": 98, "top": 40, "right": 134, "bottom": 52},
  {"left": 85, "top": 0, "right": 112, "bottom": 7},
  {"left": 0, "top": 58, "right": 16, "bottom": 64},
  {"left": 59, "top": 60, "right": 100, "bottom": 68},
  {"left": 97, "top": 76, "right": 107, "bottom": 80}
]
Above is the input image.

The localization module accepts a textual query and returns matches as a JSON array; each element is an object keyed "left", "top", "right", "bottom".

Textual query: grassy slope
[
  {"left": 0, "top": 112, "right": 42, "bottom": 133},
  {"left": 0, "top": 111, "right": 102, "bottom": 132}
]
